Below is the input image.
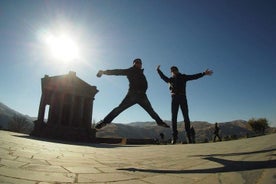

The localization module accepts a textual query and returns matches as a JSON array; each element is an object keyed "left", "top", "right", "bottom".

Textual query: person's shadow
[{"left": 118, "top": 148, "right": 276, "bottom": 174}]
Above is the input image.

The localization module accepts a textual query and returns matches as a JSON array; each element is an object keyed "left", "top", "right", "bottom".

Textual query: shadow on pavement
[
  {"left": 12, "top": 134, "right": 140, "bottom": 149},
  {"left": 118, "top": 147, "right": 276, "bottom": 174},
  {"left": 189, "top": 147, "right": 276, "bottom": 157},
  {"left": 118, "top": 157, "right": 276, "bottom": 174}
]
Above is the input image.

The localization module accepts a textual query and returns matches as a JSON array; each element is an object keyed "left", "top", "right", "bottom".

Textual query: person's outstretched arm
[
  {"left": 185, "top": 69, "right": 213, "bottom": 81},
  {"left": 204, "top": 69, "right": 213, "bottom": 76},
  {"left": 156, "top": 65, "right": 170, "bottom": 83},
  {"left": 97, "top": 69, "right": 129, "bottom": 77}
]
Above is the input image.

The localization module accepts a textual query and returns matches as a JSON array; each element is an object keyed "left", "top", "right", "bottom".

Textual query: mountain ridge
[
  {"left": 96, "top": 120, "right": 257, "bottom": 143},
  {"left": 1, "top": 102, "right": 275, "bottom": 143},
  {"left": 0, "top": 102, "right": 34, "bottom": 130}
]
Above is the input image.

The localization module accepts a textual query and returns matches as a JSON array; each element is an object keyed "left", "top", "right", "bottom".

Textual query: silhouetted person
[
  {"left": 190, "top": 126, "right": 196, "bottom": 144},
  {"left": 160, "top": 132, "right": 165, "bottom": 140},
  {"left": 157, "top": 65, "right": 213, "bottom": 144},
  {"left": 95, "top": 58, "right": 170, "bottom": 129},
  {"left": 213, "top": 122, "right": 222, "bottom": 142},
  {"left": 159, "top": 132, "right": 166, "bottom": 144}
]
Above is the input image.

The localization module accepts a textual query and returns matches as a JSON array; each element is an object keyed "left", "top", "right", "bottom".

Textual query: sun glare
[{"left": 43, "top": 33, "right": 80, "bottom": 63}]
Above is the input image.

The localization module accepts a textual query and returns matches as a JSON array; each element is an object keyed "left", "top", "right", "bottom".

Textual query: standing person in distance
[
  {"left": 157, "top": 65, "right": 213, "bottom": 144},
  {"left": 95, "top": 58, "right": 170, "bottom": 129},
  {"left": 213, "top": 122, "right": 222, "bottom": 142}
]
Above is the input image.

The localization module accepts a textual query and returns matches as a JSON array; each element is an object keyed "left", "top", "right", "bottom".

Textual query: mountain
[
  {"left": 96, "top": 120, "right": 275, "bottom": 143},
  {"left": 1, "top": 102, "right": 275, "bottom": 143},
  {"left": 0, "top": 102, "right": 34, "bottom": 133},
  {"left": 96, "top": 122, "right": 172, "bottom": 140}
]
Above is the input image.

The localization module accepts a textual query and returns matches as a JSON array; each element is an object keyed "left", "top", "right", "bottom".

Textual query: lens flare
[{"left": 44, "top": 33, "right": 80, "bottom": 62}]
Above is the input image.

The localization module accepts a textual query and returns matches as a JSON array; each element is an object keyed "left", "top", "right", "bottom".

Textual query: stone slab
[{"left": 0, "top": 130, "right": 275, "bottom": 184}]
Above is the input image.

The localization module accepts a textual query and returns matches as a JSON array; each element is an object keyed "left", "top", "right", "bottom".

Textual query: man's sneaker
[
  {"left": 95, "top": 120, "right": 107, "bottom": 129},
  {"left": 171, "top": 136, "right": 178, "bottom": 144},
  {"left": 157, "top": 121, "right": 170, "bottom": 128}
]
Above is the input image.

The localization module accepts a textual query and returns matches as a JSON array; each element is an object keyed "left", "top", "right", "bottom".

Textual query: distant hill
[
  {"left": 0, "top": 102, "right": 34, "bottom": 133},
  {"left": 96, "top": 120, "right": 276, "bottom": 143},
  {"left": 1, "top": 102, "right": 275, "bottom": 142}
]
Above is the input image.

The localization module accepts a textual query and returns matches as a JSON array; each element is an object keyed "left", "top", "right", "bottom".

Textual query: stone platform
[{"left": 0, "top": 130, "right": 275, "bottom": 184}]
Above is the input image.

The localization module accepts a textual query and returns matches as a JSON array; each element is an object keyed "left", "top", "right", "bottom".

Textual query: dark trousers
[
  {"left": 171, "top": 95, "right": 191, "bottom": 142},
  {"left": 103, "top": 92, "right": 163, "bottom": 124},
  {"left": 213, "top": 134, "right": 222, "bottom": 142}
]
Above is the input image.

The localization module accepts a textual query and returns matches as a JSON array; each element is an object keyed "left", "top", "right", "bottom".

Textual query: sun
[{"left": 43, "top": 33, "right": 80, "bottom": 62}]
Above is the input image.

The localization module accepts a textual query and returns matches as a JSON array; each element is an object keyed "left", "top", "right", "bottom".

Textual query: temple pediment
[{"left": 42, "top": 71, "right": 98, "bottom": 97}]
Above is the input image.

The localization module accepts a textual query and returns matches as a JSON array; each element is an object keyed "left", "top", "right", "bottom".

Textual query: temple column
[
  {"left": 48, "top": 92, "right": 56, "bottom": 125},
  {"left": 38, "top": 92, "right": 46, "bottom": 123},
  {"left": 68, "top": 95, "right": 75, "bottom": 126},
  {"left": 79, "top": 97, "right": 85, "bottom": 127},
  {"left": 57, "top": 92, "right": 65, "bottom": 125},
  {"left": 85, "top": 98, "right": 93, "bottom": 129}
]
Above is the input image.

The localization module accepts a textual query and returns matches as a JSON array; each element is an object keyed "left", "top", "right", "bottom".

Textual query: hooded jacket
[
  {"left": 104, "top": 66, "right": 148, "bottom": 93},
  {"left": 157, "top": 69, "right": 204, "bottom": 96}
]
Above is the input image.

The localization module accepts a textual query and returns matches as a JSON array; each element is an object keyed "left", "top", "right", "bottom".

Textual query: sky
[{"left": 0, "top": 0, "right": 275, "bottom": 127}]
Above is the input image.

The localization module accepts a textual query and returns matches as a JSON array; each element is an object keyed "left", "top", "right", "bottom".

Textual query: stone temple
[{"left": 31, "top": 71, "right": 98, "bottom": 142}]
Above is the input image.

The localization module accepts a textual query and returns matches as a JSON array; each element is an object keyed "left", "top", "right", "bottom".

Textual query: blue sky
[{"left": 0, "top": 0, "right": 275, "bottom": 127}]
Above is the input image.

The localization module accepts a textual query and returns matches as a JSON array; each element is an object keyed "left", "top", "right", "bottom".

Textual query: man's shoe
[
  {"left": 157, "top": 121, "right": 170, "bottom": 128},
  {"left": 95, "top": 120, "right": 107, "bottom": 129},
  {"left": 187, "top": 136, "right": 192, "bottom": 144},
  {"left": 171, "top": 136, "right": 178, "bottom": 144}
]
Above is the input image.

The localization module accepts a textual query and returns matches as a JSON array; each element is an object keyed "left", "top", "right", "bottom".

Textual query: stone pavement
[{"left": 0, "top": 130, "right": 275, "bottom": 184}]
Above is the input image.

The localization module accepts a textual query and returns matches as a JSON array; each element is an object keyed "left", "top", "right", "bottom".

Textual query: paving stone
[
  {"left": 254, "top": 168, "right": 276, "bottom": 184},
  {"left": 64, "top": 166, "right": 101, "bottom": 174},
  {"left": 0, "top": 130, "right": 275, "bottom": 184},
  {"left": 0, "top": 166, "right": 76, "bottom": 182},
  {"left": 142, "top": 174, "right": 194, "bottom": 184},
  {"left": 108, "top": 179, "right": 150, "bottom": 184},
  {"left": 0, "top": 175, "right": 36, "bottom": 184},
  {"left": 0, "top": 158, "right": 27, "bottom": 168},
  {"left": 218, "top": 172, "right": 245, "bottom": 184},
  {"left": 22, "top": 164, "right": 68, "bottom": 172},
  {"left": 77, "top": 172, "right": 137, "bottom": 182}
]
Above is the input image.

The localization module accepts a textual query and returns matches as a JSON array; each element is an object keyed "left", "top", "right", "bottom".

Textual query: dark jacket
[
  {"left": 157, "top": 69, "right": 204, "bottom": 96},
  {"left": 104, "top": 67, "right": 148, "bottom": 93},
  {"left": 214, "top": 125, "right": 220, "bottom": 134}
]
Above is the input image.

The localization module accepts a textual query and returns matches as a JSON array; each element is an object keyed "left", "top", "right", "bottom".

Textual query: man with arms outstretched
[
  {"left": 95, "top": 58, "right": 170, "bottom": 129},
  {"left": 157, "top": 65, "right": 213, "bottom": 144}
]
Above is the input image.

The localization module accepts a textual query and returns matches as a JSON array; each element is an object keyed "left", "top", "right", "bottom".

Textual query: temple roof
[{"left": 41, "top": 71, "right": 98, "bottom": 97}]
